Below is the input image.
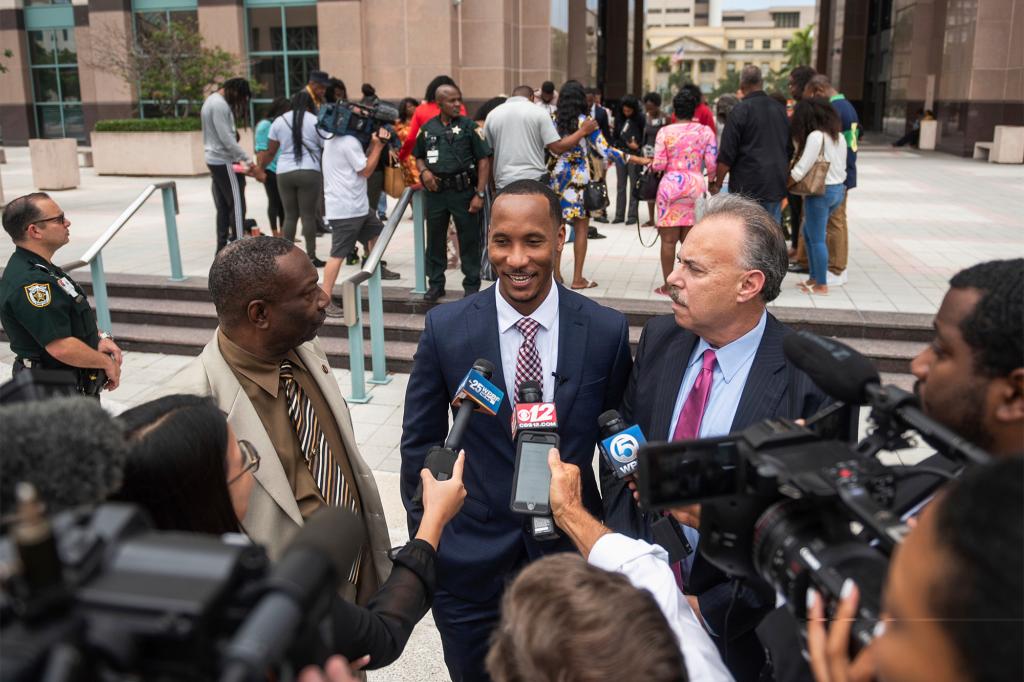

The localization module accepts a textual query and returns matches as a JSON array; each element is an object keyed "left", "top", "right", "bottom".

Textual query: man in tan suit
[{"left": 165, "top": 237, "right": 391, "bottom": 600}]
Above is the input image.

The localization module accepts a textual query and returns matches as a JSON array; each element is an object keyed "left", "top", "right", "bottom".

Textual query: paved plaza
[{"left": 1, "top": 142, "right": 1021, "bottom": 679}]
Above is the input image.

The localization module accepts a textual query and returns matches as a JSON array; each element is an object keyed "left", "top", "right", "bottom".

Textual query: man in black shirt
[{"left": 714, "top": 66, "right": 792, "bottom": 225}]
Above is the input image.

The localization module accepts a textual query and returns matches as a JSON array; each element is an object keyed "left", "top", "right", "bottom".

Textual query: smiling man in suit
[
  {"left": 607, "top": 193, "right": 829, "bottom": 681},
  {"left": 164, "top": 237, "right": 392, "bottom": 602},
  {"left": 400, "top": 179, "right": 633, "bottom": 681}
]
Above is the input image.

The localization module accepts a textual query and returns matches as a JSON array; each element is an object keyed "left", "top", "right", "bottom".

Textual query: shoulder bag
[
  {"left": 582, "top": 139, "right": 609, "bottom": 213},
  {"left": 789, "top": 139, "right": 829, "bottom": 196},
  {"left": 383, "top": 149, "right": 405, "bottom": 198}
]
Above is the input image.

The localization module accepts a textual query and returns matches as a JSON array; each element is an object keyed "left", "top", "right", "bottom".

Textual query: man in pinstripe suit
[{"left": 604, "top": 194, "right": 829, "bottom": 682}]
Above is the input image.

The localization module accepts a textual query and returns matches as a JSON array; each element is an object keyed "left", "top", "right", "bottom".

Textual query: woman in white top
[
  {"left": 259, "top": 89, "right": 326, "bottom": 266},
  {"left": 789, "top": 98, "right": 848, "bottom": 295}
]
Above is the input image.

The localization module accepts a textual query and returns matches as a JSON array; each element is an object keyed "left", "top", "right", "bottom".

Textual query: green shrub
[{"left": 93, "top": 118, "right": 202, "bottom": 133}]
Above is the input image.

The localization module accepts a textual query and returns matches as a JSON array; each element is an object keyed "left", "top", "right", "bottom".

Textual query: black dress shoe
[
  {"left": 379, "top": 265, "right": 401, "bottom": 280},
  {"left": 424, "top": 286, "right": 446, "bottom": 302},
  {"left": 310, "top": 257, "right": 327, "bottom": 268},
  {"left": 592, "top": 215, "right": 609, "bottom": 224},
  {"left": 787, "top": 262, "right": 809, "bottom": 274},
  {"left": 588, "top": 228, "right": 607, "bottom": 239},
  {"left": 611, "top": 217, "right": 625, "bottom": 224}
]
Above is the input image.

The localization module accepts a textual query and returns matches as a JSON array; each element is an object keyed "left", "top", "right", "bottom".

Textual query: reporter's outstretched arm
[{"left": 416, "top": 450, "right": 467, "bottom": 549}]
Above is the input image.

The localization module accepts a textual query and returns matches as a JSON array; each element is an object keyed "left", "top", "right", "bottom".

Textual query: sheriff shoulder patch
[{"left": 24, "top": 283, "right": 52, "bottom": 308}]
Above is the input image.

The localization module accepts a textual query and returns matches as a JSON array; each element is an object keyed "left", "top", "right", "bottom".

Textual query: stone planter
[
  {"left": 29, "top": 138, "right": 81, "bottom": 190},
  {"left": 91, "top": 128, "right": 256, "bottom": 177}
]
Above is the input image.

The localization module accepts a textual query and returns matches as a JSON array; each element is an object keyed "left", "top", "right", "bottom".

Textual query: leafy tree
[
  {"left": 93, "top": 20, "right": 239, "bottom": 118},
  {"left": 0, "top": 48, "right": 12, "bottom": 74},
  {"left": 708, "top": 70, "right": 740, "bottom": 102},
  {"left": 766, "top": 24, "right": 815, "bottom": 95}
]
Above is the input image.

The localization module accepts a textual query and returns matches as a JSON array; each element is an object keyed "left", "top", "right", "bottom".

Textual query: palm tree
[{"left": 785, "top": 25, "right": 814, "bottom": 69}]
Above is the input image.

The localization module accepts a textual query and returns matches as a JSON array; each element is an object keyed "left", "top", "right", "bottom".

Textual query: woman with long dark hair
[
  {"left": 260, "top": 89, "right": 326, "bottom": 266},
  {"left": 115, "top": 393, "right": 471, "bottom": 671},
  {"left": 254, "top": 97, "right": 291, "bottom": 237},
  {"left": 201, "top": 77, "right": 262, "bottom": 252},
  {"left": 611, "top": 94, "right": 645, "bottom": 225},
  {"left": 549, "top": 80, "right": 641, "bottom": 289},
  {"left": 789, "top": 97, "right": 847, "bottom": 296},
  {"left": 649, "top": 88, "right": 718, "bottom": 295}
]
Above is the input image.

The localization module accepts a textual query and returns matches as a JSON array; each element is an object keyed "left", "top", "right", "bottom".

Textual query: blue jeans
[
  {"left": 802, "top": 185, "right": 846, "bottom": 285},
  {"left": 758, "top": 199, "right": 782, "bottom": 225}
]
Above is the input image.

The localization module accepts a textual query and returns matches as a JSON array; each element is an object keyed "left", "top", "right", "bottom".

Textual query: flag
[{"left": 670, "top": 44, "right": 685, "bottom": 64}]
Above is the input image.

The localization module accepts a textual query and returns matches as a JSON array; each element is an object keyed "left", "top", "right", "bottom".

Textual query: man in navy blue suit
[
  {"left": 605, "top": 193, "right": 829, "bottom": 682},
  {"left": 400, "top": 179, "right": 632, "bottom": 681}
]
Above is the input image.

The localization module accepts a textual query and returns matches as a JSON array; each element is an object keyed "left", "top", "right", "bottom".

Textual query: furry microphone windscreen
[{"left": 0, "top": 397, "right": 127, "bottom": 516}]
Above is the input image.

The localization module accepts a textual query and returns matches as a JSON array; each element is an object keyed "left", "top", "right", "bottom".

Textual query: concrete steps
[{"left": 3, "top": 272, "right": 930, "bottom": 377}]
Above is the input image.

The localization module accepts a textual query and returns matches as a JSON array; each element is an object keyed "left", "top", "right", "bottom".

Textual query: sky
[{"left": 721, "top": 0, "right": 814, "bottom": 9}]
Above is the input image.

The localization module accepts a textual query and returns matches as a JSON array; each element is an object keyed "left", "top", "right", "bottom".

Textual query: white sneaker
[{"left": 827, "top": 270, "right": 848, "bottom": 286}]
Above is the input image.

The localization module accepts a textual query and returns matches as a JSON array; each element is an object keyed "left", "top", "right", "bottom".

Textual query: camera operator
[
  {"left": 319, "top": 121, "right": 398, "bottom": 318},
  {"left": 806, "top": 456, "right": 1023, "bottom": 682},
  {"left": 0, "top": 396, "right": 126, "bottom": 516},
  {"left": 545, "top": 448, "right": 733, "bottom": 681},
  {"left": 113, "top": 393, "right": 469, "bottom": 671}
]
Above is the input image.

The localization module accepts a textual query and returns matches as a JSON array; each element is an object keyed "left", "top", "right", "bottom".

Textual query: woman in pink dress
[{"left": 650, "top": 89, "right": 718, "bottom": 295}]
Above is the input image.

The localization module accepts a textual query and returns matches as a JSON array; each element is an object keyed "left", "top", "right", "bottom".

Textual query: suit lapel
[
  {"left": 467, "top": 292, "right": 513, "bottom": 442},
  {"left": 554, "top": 286, "right": 588, "bottom": 419},
  {"left": 202, "top": 337, "right": 305, "bottom": 527},
  {"left": 730, "top": 314, "right": 788, "bottom": 430},
  {"left": 651, "top": 327, "right": 699, "bottom": 441}
]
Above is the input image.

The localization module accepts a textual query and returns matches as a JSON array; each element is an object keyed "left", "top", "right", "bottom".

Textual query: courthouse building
[{"left": 0, "top": 0, "right": 646, "bottom": 145}]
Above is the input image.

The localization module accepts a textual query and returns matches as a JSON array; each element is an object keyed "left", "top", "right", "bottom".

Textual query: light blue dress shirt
[{"left": 667, "top": 310, "right": 768, "bottom": 582}]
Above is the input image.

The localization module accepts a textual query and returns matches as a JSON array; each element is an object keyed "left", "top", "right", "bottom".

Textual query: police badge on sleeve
[{"left": 24, "top": 283, "right": 52, "bottom": 308}]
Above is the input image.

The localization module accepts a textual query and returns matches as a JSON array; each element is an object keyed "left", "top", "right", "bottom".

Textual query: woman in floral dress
[
  {"left": 549, "top": 80, "right": 644, "bottom": 289},
  {"left": 650, "top": 89, "right": 718, "bottom": 295}
]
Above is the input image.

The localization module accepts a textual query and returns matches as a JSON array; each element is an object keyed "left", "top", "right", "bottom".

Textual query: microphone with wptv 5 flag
[
  {"left": 598, "top": 409, "right": 647, "bottom": 478},
  {"left": 511, "top": 380, "right": 560, "bottom": 541},
  {"left": 413, "top": 359, "right": 504, "bottom": 507}
]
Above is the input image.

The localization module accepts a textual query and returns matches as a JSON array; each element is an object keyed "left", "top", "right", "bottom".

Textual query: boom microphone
[
  {"left": 783, "top": 331, "right": 991, "bottom": 466},
  {"left": 220, "top": 508, "right": 365, "bottom": 682}
]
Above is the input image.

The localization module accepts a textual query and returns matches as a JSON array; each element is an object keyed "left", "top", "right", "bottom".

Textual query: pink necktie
[{"left": 672, "top": 349, "right": 717, "bottom": 441}]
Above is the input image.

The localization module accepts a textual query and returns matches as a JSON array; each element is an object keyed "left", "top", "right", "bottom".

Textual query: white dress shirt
[
  {"left": 495, "top": 282, "right": 560, "bottom": 405},
  {"left": 589, "top": 533, "right": 735, "bottom": 682}
]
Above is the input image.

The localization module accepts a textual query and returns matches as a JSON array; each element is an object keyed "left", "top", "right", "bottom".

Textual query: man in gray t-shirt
[{"left": 485, "top": 85, "right": 598, "bottom": 190}]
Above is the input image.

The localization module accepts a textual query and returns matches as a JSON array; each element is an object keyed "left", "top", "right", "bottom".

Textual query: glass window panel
[
  {"left": 252, "top": 54, "right": 286, "bottom": 101},
  {"left": 55, "top": 29, "right": 76, "bottom": 64},
  {"left": 59, "top": 68, "right": 80, "bottom": 101},
  {"left": 168, "top": 10, "right": 198, "bottom": 29},
  {"left": 29, "top": 30, "right": 56, "bottom": 66},
  {"left": 287, "top": 54, "right": 318, "bottom": 95},
  {"left": 284, "top": 5, "right": 318, "bottom": 51},
  {"left": 63, "top": 105, "right": 85, "bottom": 142},
  {"left": 248, "top": 7, "right": 283, "bottom": 52},
  {"left": 32, "top": 68, "right": 61, "bottom": 102},
  {"left": 36, "top": 105, "right": 64, "bottom": 138},
  {"left": 135, "top": 11, "right": 166, "bottom": 38}
]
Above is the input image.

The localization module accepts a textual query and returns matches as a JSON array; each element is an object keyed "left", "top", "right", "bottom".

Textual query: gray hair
[
  {"left": 740, "top": 65, "right": 763, "bottom": 89},
  {"left": 700, "top": 193, "right": 788, "bottom": 302}
]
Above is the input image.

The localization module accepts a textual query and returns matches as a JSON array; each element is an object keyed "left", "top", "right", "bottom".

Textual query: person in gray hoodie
[{"left": 201, "top": 77, "right": 264, "bottom": 252}]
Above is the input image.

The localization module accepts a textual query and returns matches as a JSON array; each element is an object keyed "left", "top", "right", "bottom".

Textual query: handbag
[
  {"left": 789, "top": 141, "right": 829, "bottom": 196},
  {"left": 582, "top": 142, "right": 609, "bottom": 212},
  {"left": 383, "top": 149, "right": 405, "bottom": 198},
  {"left": 636, "top": 166, "right": 661, "bottom": 201}
]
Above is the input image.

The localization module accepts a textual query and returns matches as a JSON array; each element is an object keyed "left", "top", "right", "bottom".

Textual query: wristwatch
[
  {"left": 99, "top": 331, "right": 113, "bottom": 341},
  {"left": 475, "top": 190, "right": 485, "bottom": 199}
]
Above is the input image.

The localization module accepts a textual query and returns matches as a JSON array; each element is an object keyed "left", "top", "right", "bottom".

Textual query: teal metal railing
[
  {"left": 60, "top": 181, "right": 184, "bottom": 332},
  {"left": 340, "top": 186, "right": 424, "bottom": 403}
]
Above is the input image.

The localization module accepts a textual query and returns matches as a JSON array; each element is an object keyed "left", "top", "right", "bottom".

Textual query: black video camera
[
  {"left": 1, "top": 490, "right": 362, "bottom": 681},
  {"left": 636, "top": 331, "right": 992, "bottom": 654},
  {"left": 317, "top": 100, "right": 400, "bottom": 148}
]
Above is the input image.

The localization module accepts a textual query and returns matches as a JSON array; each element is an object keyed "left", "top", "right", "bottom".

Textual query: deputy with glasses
[{"left": 0, "top": 193, "right": 122, "bottom": 394}]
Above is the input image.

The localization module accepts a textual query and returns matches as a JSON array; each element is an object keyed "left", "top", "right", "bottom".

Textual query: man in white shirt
[
  {"left": 319, "top": 127, "right": 397, "bottom": 316},
  {"left": 545, "top": 447, "right": 734, "bottom": 681},
  {"left": 485, "top": 85, "right": 598, "bottom": 190},
  {"left": 534, "top": 80, "right": 558, "bottom": 116}
]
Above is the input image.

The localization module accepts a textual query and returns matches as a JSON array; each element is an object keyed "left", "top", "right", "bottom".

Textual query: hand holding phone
[{"left": 511, "top": 432, "right": 559, "bottom": 515}]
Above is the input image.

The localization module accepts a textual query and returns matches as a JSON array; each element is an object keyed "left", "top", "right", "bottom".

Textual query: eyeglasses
[
  {"left": 34, "top": 214, "right": 67, "bottom": 226},
  {"left": 228, "top": 439, "right": 260, "bottom": 485}
]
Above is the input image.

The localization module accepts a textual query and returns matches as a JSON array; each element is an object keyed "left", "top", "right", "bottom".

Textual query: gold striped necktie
[{"left": 280, "top": 360, "right": 361, "bottom": 583}]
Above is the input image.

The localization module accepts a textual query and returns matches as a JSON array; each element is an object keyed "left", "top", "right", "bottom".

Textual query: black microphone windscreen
[
  {"left": 472, "top": 358, "right": 496, "bottom": 378},
  {"left": 782, "top": 331, "right": 880, "bottom": 405},
  {"left": 517, "top": 380, "right": 542, "bottom": 402},
  {"left": 287, "top": 507, "right": 365, "bottom": 581},
  {"left": 597, "top": 409, "right": 622, "bottom": 429}
]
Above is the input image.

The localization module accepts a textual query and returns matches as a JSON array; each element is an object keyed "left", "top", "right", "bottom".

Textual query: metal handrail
[
  {"left": 339, "top": 185, "right": 420, "bottom": 402},
  {"left": 61, "top": 181, "right": 180, "bottom": 272},
  {"left": 58, "top": 181, "right": 184, "bottom": 333}
]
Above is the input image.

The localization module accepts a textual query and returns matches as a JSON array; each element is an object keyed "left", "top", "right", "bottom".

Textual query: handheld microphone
[
  {"left": 220, "top": 508, "right": 365, "bottom": 682},
  {"left": 414, "top": 359, "right": 504, "bottom": 506},
  {"left": 513, "top": 381, "right": 560, "bottom": 540},
  {"left": 782, "top": 331, "right": 991, "bottom": 466},
  {"left": 598, "top": 410, "right": 647, "bottom": 478}
]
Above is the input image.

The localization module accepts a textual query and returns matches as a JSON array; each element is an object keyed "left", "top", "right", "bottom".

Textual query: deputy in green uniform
[
  {"left": 1, "top": 193, "right": 122, "bottom": 394},
  {"left": 413, "top": 84, "right": 492, "bottom": 302}
]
